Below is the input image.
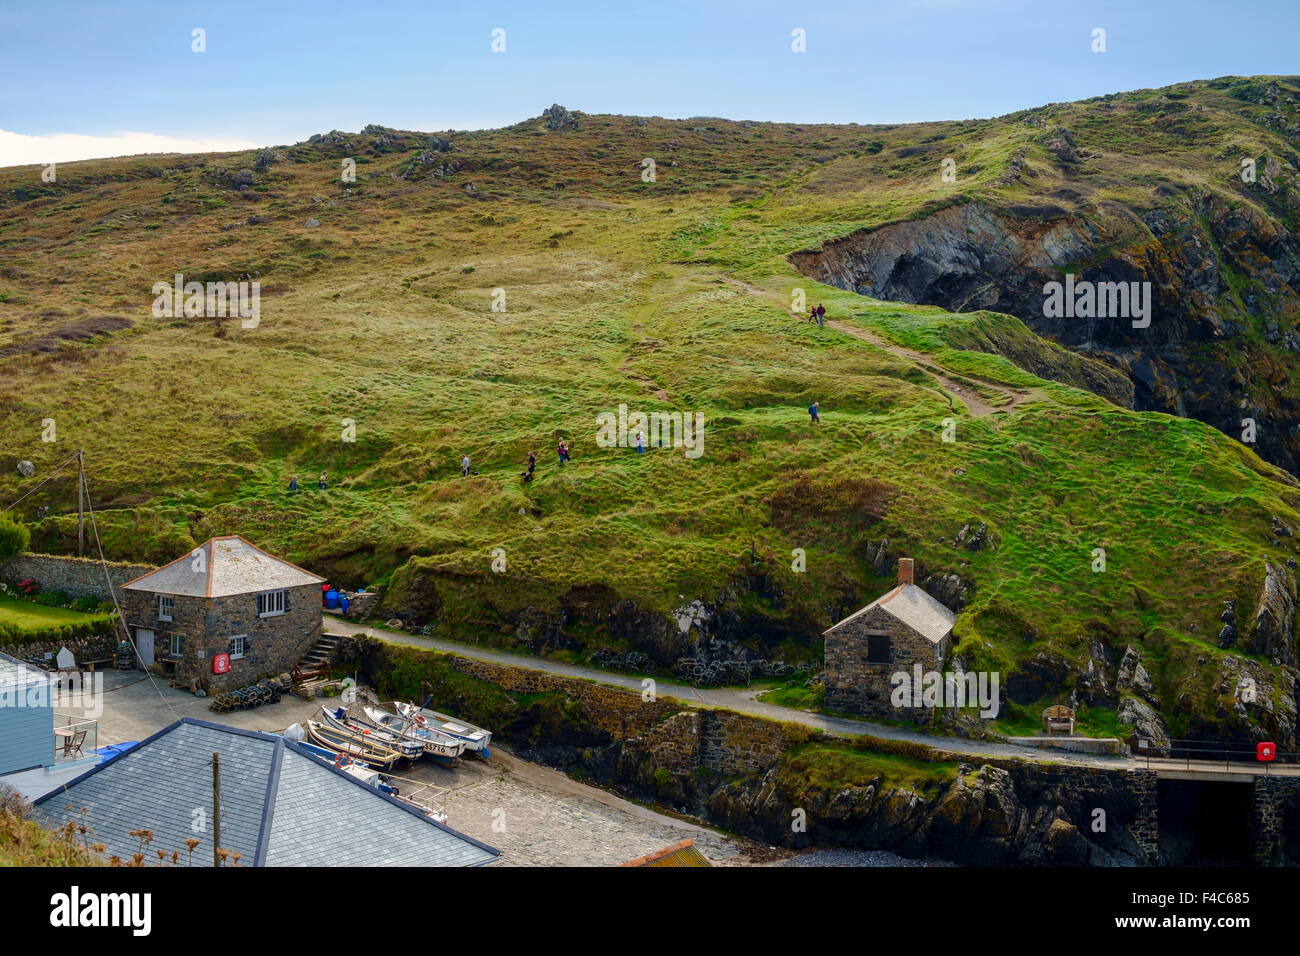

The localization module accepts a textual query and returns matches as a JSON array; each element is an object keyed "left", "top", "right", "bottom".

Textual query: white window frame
[
  {"left": 169, "top": 633, "right": 183, "bottom": 658},
  {"left": 228, "top": 635, "right": 247, "bottom": 660},
  {"left": 257, "top": 589, "right": 287, "bottom": 618},
  {"left": 157, "top": 594, "right": 173, "bottom": 622}
]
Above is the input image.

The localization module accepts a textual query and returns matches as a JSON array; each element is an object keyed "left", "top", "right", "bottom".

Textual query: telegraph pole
[
  {"left": 76, "top": 449, "right": 85, "bottom": 558},
  {"left": 212, "top": 752, "right": 222, "bottom": 867}
]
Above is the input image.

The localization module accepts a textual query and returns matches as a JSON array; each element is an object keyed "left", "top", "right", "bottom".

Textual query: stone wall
[
  {"left": 824, "top": 604, "right": 948, "bottom": 719},
  {"left": 0, "top": 553, "right": 152, "bottom": 603},
  {"left": 119, "top": 582, "right": 322, "bottom": 691},
  {"left": 1253, "top": 775, "right": 1300, "bottom": 865},
  {"left": 450, "top": 656, "right": 813, "bottom": 775}
]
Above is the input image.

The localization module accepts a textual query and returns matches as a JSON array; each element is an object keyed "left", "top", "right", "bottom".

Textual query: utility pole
[
  {"left": 212, "top": 752, "right": 221, "bottom": 868},
  {"left": 76, "top": 449, "right": 85, "bottom": 558}
]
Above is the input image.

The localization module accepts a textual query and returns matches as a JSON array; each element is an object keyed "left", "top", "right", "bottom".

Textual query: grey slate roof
[
  {"left": 33, "top": 718, "right": 499, "bottom": 867},
  {"left": 0, "top": 650, "right": 48, "bottom": 690},
  {"left": 121, "top": 535, "right": 324, "bottom": 598},
  {"left": 824, "top": 583, "right": 956, "bottom": 644}
]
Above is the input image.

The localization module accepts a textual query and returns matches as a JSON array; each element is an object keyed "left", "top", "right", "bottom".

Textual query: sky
[{"left": 0, "top": 0, "right": 1296, "bottom": 167}]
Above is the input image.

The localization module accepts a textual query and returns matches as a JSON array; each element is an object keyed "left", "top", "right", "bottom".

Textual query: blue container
[
  {"left": 325, "top": 589, "right": 339, "bottom": 609},
  {"left": 340, "top": 595, "right": 350, "bottom": 614}
]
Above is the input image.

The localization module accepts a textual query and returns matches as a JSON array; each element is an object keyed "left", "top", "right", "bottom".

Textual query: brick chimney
[{"left": 898, "top": 557, "right": 914, "bottom": 586}]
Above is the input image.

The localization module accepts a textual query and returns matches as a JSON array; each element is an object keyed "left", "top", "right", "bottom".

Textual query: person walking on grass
[
  {"left": 636, "top": 430, "right": 645, "bottom": 455},
  {"left": 808, "top": 307, "right": 817, "bottom": 323},
  {"left": 318, "top": 471, "right": 328, "bottom": 490},
  {"left": 289, "top": 475, "right": 298, "bottom": 493},
  {"left": 527, "top": 450, "right": 537, "bottom": 478},
  {"left": 816, "top": 303, "right": 826, "bottom": 327},
  {"left": 809, "top": 401, "right": 820, "bottom": 425},
  {"left": 558, "top": 438, "right": 570, "bottom": 465},
  {"left": 462, "top": 455, "right": 472, "bottom": 477}
]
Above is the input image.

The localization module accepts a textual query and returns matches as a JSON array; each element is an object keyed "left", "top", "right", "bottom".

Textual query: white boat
[
  {"left": 318, "top": 706, "right": 424, "bottom": 761},
  {"left": 393, "top": 700, "right": 493, "bottom": 757},
  {"left": 356, "top": 704, "right": 466, "bottom": 762}
]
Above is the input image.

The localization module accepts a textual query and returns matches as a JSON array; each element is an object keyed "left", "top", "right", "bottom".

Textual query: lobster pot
[{"left": 115, "top": 641, "right": 136, "bottom": 671}]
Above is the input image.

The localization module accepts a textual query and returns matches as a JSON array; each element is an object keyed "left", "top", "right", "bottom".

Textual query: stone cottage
[
  {"left": 823, "top": 558, "right": 956, "bottom": 720},
  {"left": 120, "top": 535, "right": 324, "bottom": 692}
]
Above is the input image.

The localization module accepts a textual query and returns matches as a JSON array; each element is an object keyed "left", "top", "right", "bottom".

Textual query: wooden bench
[{"left": 1042, "top": 704, "right": 1076, "bottom": 736}]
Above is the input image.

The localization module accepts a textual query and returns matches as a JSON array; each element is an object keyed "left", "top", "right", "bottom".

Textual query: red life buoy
[{"left": 334, "top": 752, "right": 347, "bottom": 768}]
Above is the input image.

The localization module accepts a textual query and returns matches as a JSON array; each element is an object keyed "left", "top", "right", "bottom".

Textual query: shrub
[
  {"left": 33, "top": 590, "right": 70, "bottom": 608},
  {"left": 15, "top": 578, "right": 38, "bottom": 596},
  {"left": 0, "top": 516, "right": 29, "bottom": 559},
  {"left": 70, "top": 596, "right": 101, "bottom": 614}
]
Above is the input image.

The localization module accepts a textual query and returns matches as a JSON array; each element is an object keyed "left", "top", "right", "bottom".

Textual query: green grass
[
  {"left": 0, "top": 593, "right": 109, "bottom": 630},
  {"left": 1, "top": 76, "right": 1298, "bottom": 739},
  {"left": 779, "top": 741, "right": 960, "bottom": 796}
]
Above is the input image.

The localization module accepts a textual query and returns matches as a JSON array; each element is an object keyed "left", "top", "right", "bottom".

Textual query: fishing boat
[
  {"left": 304, "top": 719, "right": 405, "bottom": 770},
  {"left": 319, "top": 705, "right": 425, "bottom": 761},
  {"left": 354, "top": 704, "right": 466, "bottom": 762},
  {"left": 339, "top": 762, "right": 401, "bottom": 796},
  {"left": 392, "top": 699, "right": 493, "bottom": 758}
]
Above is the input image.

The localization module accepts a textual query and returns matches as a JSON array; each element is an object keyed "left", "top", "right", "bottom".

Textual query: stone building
[
  {"left": 119, "top": 535, "right": 324, "bottom": 692},
  {"left": 823, "top": 558, "right": 956, "bottom": 719}
]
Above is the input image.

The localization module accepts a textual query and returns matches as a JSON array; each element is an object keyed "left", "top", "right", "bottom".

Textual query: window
[
  {"left": 157, "top": 594, "right": 173, "bottom": 622},
  {"left": 169, "top": 634, "right": 183, "bottom": 658},
  {"left": 257, "top": 589, "right": 286, "bottom": 617},
  {"left": 866, "top": 633, "right": 892, "bottom": 664},
  {"left": 228, "top": 636, "right": 247, "bottom": 660}
]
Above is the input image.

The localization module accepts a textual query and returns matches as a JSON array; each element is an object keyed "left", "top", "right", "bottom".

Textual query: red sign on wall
[
  {"left": 213, "top": 654, "right": 230, "bottom": 675},
  {"left": 1258, "top": 742, "right": 1276, "bottom": 762}
]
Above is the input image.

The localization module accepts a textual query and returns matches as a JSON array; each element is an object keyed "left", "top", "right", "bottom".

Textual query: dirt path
[{"left": 727, "top": 278, "right": 1042, "bottom": 418}]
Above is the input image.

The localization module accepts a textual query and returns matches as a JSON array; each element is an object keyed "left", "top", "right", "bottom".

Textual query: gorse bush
[{"left": 0, "top": 516, "right": 29, "bottom": 559}]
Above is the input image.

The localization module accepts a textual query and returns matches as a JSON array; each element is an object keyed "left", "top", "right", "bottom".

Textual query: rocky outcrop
[
  {"left": 1248, "top": 562, "right": 1298, "bottom": 666},
  {"left": 1117, "top": 697, "right": 1172, "bottom": 749},
  {"left": 706, "top": 759, "right": 1153, "bottom": 865},
  {"left": 790, "top": 195, "right": 1300, "bottom": 472}
]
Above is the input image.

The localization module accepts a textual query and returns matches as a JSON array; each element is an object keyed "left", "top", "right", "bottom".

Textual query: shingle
[{"left": 121, "top": 535, "right": 324, "bottom": 598}]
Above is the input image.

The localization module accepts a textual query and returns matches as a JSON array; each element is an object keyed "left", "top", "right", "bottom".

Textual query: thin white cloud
[{"left": 0, "top": 129, "right": 260, "bottom": 169}]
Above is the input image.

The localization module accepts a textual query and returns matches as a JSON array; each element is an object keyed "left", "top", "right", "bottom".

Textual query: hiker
[
  {"left": 558, "top": 438, "right": 570, "bottom": 465},
  {"left": 461, "top": 455, "right": 471, "bottom": 477},
  {"left": 318, "top": 471, "right": 328, "bottom": 490},
  {"left": 289, "top": 475, "right": 298, "bottom": 493},
  {"left": 809, "top": 401, "right": 820, "bottom": 424},
  {"left": 808, "top": 307, "right": 817, "bottom": 323},
  {"left": 523, "top": 450, "right": 537, "bottom": 482},
  {"left": 816, "top": 303, "right": 826, "bottom": 327},
  {"left": 635, "top": 430, "right": 645, "bottom": 454}
]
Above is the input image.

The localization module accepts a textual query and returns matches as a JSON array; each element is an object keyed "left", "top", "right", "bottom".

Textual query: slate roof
[
  {"left": 121, "top": 535, "right": 324, "bottom": 598},
  {"left": 33, "top": 718, "right": 499, "bottom": 867},
  {"left": 0, "top": 650, "right": 48, "bottom": 690},
  {"left": 823, "top": 583, "right": 956, "bottom": 644}
]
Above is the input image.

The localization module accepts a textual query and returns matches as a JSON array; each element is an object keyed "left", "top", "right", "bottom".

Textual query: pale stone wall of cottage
[
  {"left": 824, "top": 605, "right": 949, "bottom": 720},
  {"left": 121, "top": 582, "right": 321, "bottom": 691}
]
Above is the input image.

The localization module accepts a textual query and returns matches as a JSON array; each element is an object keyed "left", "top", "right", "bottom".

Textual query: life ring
[{"left": 334, "top": 752, "right": 348, "bottom": 768}]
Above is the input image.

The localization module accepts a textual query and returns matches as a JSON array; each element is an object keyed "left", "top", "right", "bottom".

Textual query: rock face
[
  {"left": 1249, "top": 562, "right": 1298, "bottom": 666},
  {"left": 705, "top": 760, "right": 1153, "bottom": 865},
  {"left": 1118, "top": 697, "right": 1173, "bottom": 749},
  {"left": 789, "top": 196, "right": 1300, "bottom": 472}
]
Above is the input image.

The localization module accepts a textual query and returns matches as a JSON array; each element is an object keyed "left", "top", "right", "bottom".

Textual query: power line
[
  {"left": 0, "top": 450, "right": 82, "bottom": 515},
  {"left": 80, "top": 461, "right": 182, "bottom": 725}
]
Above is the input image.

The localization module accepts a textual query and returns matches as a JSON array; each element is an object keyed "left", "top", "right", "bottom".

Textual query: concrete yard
[{"left": 50, "top": 670, "right": 759, "bottom": 866}]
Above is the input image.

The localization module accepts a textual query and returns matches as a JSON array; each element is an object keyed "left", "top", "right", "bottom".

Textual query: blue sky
[{"left": 0, "top": 0, "right": 1296, "bottom": 165}]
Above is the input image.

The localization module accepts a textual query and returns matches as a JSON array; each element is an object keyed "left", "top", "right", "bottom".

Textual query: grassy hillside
[{"left": 2, "top": 78, "right": 1299, "bottom": 740}]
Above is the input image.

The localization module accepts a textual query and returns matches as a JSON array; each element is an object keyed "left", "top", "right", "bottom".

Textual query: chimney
[{"left": 898, "top": 558, "right": 914, "bottom": 586}]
